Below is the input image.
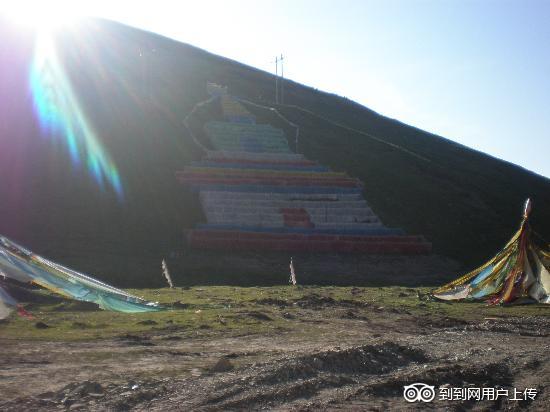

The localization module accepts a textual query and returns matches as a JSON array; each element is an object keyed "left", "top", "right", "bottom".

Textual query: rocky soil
[{"left": 0, "top": 290, "right": 548, "bottom": 411}]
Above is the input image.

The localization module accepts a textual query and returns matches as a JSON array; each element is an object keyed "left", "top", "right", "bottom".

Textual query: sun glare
[
  {"left": 8, "top": 1, "right": 126, "bottom": 199},
  {"left": 29, "top": 29, "right": 124, "bottom": 198},
  {"left": 3, "top": 1, "right": 78, "bottom": 31}
]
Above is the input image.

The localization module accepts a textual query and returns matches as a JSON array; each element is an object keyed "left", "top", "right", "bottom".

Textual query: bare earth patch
[{"left": 0, "top": 286, "right": 548, "bottom": 411}]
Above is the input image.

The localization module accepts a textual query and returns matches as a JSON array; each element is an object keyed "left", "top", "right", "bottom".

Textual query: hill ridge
[{"left": 0, "top": 17, "right": 548, "bottom": 286}]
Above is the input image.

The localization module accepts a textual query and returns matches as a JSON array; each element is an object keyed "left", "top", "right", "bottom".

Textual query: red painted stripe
[{"left": 188, "top": 236, "right": 431, "bottom": 254}]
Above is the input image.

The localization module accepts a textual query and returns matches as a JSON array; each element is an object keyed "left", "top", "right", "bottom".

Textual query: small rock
[
  {"left": 39, "top": 391, "right": 56, "bottom": 400},
  {"left": 210, "top": 358, "right": 234, "bottom": 373},
  {"left": 312, "top": 357, "right": 324, "bottom": 369},
  {"left": 35, "top": 321, "right": 50, "bottom": 329},
  {"left": 69, "top": 381, "right": 104, "bottom": 397},
  {"left": 88, "top": 393, "right": 104, "bottom": 398},
  {"left": 136, "top": 320, "right": 158, "bottom": 325},
  {"left": 162, "top": 335, "right": 182, "bottom": 341},
  {"left": 246, "top": 311, "right": 273, "bottom": 321},
  {"left": 343, "top": 310, "right": 357, "bottom": 319},
  {"left": 61, "top": 397, "right": 74, "bottom": 406},
  {"left": 172, "top": 301, "right": 190, "bottom": 309}
]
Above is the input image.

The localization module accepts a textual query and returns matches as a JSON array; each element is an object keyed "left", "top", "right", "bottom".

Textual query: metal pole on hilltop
[
  {"left": 275, "top": 55, "right": 279, "bottom": 104},
  {"left": 280, "top": 54, "right": 284, "bottom": 105}
]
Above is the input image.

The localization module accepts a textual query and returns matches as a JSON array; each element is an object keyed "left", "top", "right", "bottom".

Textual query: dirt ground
[{"left": 0, "top": 287, "right": 548, "bottom": 411}]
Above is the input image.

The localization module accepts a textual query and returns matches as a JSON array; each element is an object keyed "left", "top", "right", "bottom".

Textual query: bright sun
[{"left": 2, "top": 1, "right": 79, "bottom": 31}]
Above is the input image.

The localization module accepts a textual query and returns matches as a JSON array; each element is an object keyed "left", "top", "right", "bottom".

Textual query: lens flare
[
  {"left": 29, "top": 29, "right": 123, "bottom": 198},
  {"left": 3, "top": 1, "right": 78, "bottom": 32}
]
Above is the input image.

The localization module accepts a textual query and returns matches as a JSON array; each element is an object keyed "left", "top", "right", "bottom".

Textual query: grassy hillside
[
  {"left": 239, "top": 101, "right": 550, "bottom": 265},
  {"left": 0, "top": 18, "right": 548, "bottom": 286}
]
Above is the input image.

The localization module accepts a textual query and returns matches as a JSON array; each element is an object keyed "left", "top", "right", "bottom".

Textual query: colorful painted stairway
[{"left": 177, "top": 91, "right": 431, "bottom": 254}]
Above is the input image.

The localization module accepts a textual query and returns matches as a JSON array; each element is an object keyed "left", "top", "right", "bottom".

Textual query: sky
[{"left": 3, "top": 0, "right": 550, "bottom": 178}]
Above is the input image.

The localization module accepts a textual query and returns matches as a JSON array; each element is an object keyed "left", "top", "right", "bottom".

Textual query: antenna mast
[
  {"left": 275, "top": 55, "right": 279, "bottom": 104},
  {"left": 280, "top": 54, "right": 284, "bottom": 104}
]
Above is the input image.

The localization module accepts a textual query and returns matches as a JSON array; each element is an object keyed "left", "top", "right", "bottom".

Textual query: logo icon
[{"left": 403, "top": 383, "right": 436, "bottom": 402}]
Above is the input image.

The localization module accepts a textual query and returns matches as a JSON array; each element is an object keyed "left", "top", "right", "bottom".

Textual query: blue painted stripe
[{"left": 191, "top": 161, "right": 329, "bottom": 172}]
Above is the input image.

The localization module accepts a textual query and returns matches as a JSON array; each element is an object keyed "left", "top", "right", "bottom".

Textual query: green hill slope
[{"left": 0, "top": 18, "right": 548, "bottom": 286}]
